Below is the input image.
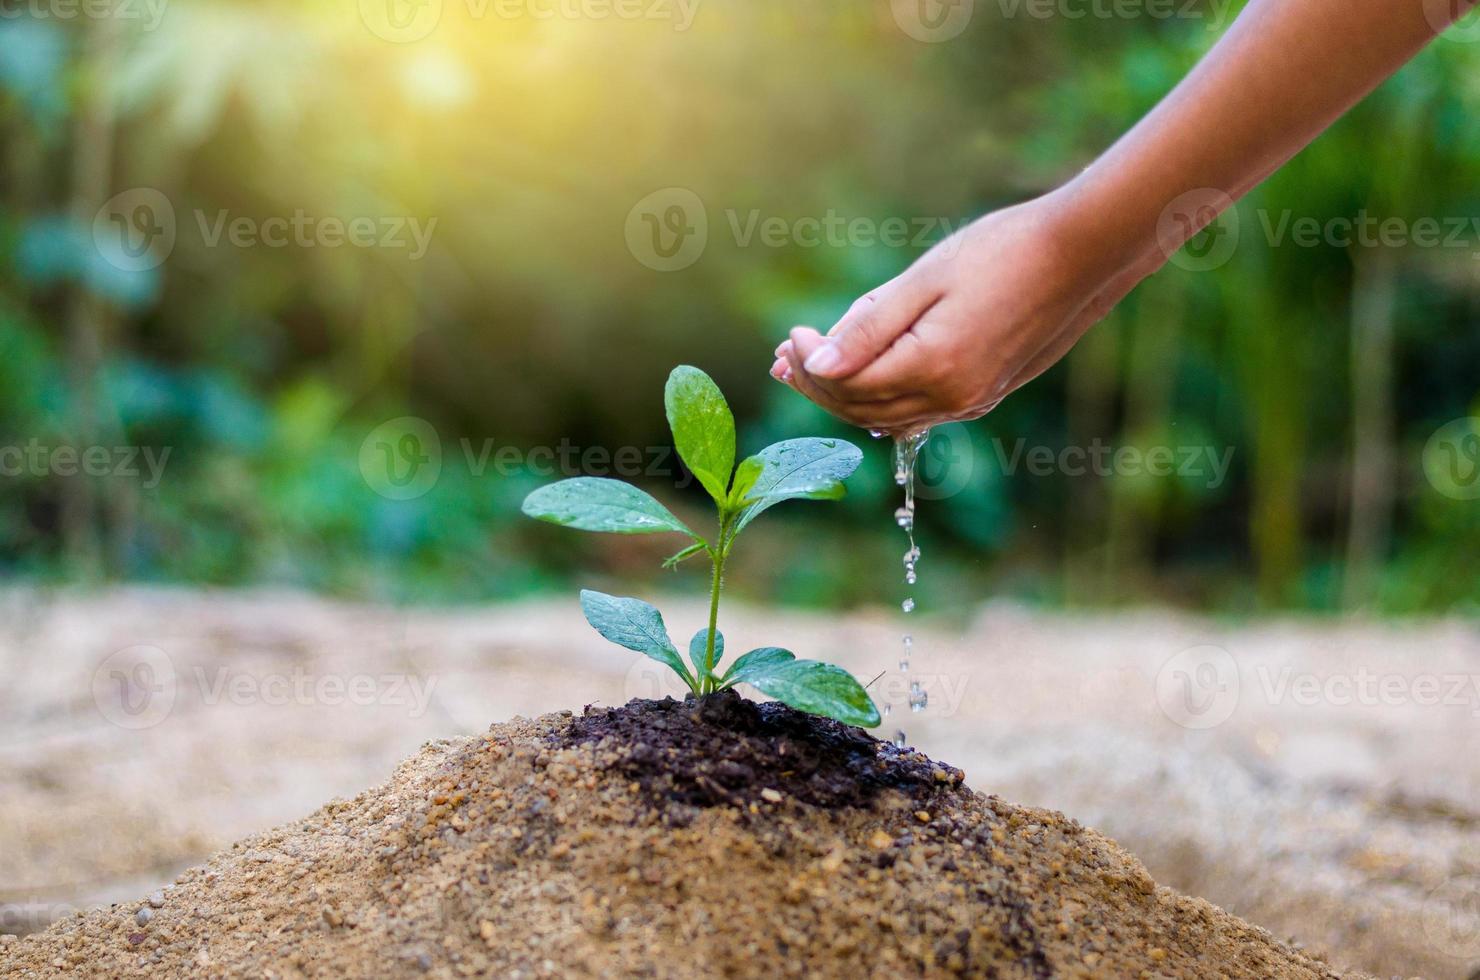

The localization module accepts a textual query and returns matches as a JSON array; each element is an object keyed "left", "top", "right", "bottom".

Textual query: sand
[{"left": 1, "top": 692, "right": 1363, "bottom": 979}]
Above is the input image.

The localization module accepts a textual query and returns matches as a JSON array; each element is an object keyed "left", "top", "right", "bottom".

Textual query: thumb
[{"left": 802, "top": 272, "right": 940, "bottom": 380}]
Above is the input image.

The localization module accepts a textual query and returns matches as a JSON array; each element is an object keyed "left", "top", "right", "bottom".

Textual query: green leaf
[
  {"left": 662, "top": 542, "right": 708, "bottom": 569},
  {"left": 579, "top": 590, "right": 695, "bottom": 691},
  {"left": 665, "top": 366, "right": 736, "bottom": 503},
  {"left": 734, "top": 438, "right": 863, "bottom": 531},
  {"left": 522, "top": 478, "right": 696, "bottom": 537},
  {"left": 734, "top": 654, "right": 880, "bottom": 728},
  {"left": 727, "top": 456, "right": 764, "bottom": 507},
  {"left": 688, "top": 628, "right": 724, "bottom": 678},
  {"left": 721, "top": 646, "right": 795, "bottom": 686}
]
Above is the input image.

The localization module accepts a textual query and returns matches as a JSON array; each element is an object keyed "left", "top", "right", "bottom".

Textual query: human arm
[{"left": 772, "top": 0, "right": 1474, "bottom": 431}]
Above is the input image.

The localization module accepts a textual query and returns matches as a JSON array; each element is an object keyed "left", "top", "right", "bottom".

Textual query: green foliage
[
  {"left": 664, "top": 366, "right": 737, "bottom": 504},
  {"left": 688, "top": 628, "right": 723, "bottom": 679},
  {"left": 733, "top": 438, "right": 861, "bottom": 531},
  {"left": 0, "top": 4, "right": 1476, "bottom": 614},
  {"left": 524, "top": 367, "right": 878, "bottom": 728},
  {"left": 520, "top": 478, "right": 695, "bottom": 537},
  {"left": 722, "top": 650, "right": 879, "bottom": 730},
  {"left": 577, "top": 590, "right": 694, "bottom": 690}
]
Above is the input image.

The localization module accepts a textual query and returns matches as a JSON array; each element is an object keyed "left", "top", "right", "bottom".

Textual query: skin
[{"left": 770, "top": 0, "right": 1477, "bottom": 433}]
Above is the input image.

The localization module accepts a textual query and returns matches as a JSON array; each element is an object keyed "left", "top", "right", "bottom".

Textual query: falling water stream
[{"left": 872, "top": 427, "right": 932, "bottom": 748}]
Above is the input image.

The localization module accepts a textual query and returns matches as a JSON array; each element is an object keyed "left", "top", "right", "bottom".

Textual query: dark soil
[{"left": 559, "top": 691, "right": 964, "bottom": 811}]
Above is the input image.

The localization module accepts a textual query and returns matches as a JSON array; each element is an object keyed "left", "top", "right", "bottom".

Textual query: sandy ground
[
  {"left": 1, "top": 696, "right": 1352, "bottom": 979},
  {"left": 0, "top": 587, "right": 1477, "bottom": 978}
]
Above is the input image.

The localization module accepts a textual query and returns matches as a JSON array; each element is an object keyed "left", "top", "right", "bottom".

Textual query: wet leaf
[
  {"left": 721, "top": 646, "right": 795, "bottom": 685},
  {"left": 579, "top": 590, "right": 695, "bottom": 690},
  {"left": 727, "top": 651, "right": 880, "bottom": 728},
  {"left": 522, "top": 478, "right": 695, "bottom": 537},
  {"left": 665, "top": 365, "right": 736, "bottom": 504},
  {"left": 734, "top": 438, "right": 863, "bottom": 530}
]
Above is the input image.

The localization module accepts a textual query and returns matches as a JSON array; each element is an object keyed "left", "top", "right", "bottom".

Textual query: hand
[
  {"left": 769, "top": 0, "right": 1464, "bottom": 434},
  {"left": 770, "top": 188, "right": 1157, "bottom": 434}
]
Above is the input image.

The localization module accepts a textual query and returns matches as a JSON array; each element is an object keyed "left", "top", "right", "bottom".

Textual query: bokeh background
[
  {"left": 2, "top": 0, "right": 1476, "bottom": 612},
  {"left": 2, "top": 0, "right": 1480, "bottom": 976}
]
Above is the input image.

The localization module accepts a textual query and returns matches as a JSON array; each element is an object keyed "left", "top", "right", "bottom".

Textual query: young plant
[{"left": 521, "top": 365, "right": 880, "bottom": 727}]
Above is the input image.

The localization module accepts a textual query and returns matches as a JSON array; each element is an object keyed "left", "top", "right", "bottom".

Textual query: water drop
[
  {"left": 888, "top": 429, "right": 931, "bottom": 748},
  {"left": 869, "top": 429, "right": 888, "bottom": 440}
]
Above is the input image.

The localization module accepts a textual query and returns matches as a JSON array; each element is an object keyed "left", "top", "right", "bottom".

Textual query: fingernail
[
  {"left": 803, "top": 343, "right": 842, "bottom": 375},
  {"left": 774, "top": 341, "right": 790, "bottom": 357},
  {"left": 781, "top": 366, "right": 794, "bottom": 382}
]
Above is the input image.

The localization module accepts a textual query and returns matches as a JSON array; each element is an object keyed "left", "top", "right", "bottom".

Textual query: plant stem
[{"left": 702, "top": 516, "right": 730, "bottom": 694}]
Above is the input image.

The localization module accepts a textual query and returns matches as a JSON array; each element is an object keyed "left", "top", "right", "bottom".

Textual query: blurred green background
[{"left": 1, "top": 0, "right": 1476, "bottom": 615}]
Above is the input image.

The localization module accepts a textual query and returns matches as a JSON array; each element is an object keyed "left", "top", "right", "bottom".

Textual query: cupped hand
[{"left": 769, "top": 190, "right": 1158, "bottom": 434}]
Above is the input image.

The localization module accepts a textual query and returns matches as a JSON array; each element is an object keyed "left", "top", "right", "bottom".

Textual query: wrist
[
  {"left": 1050, "top": 123, "right": 1270, "bottom": 289},
  {"left": 1040, "top": 173, "right": 1169, "bottom": 286}
]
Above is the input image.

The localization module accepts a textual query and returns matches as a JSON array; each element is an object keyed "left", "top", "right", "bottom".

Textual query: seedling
[{"left": 521, "top": 365, "right": 880, "bottom": 727}]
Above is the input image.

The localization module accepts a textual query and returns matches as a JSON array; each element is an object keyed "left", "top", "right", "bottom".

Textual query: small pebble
[
  {"left": 914, "top": 810, "right": 931, "bottom": 823},
  {"left": 760, "top": 789, "right": 783, "bottom": 804},
  {"left": 148, "top": 892, "right": 165, "bottom": 909},
  {"left": 135, "top": 908, "right": 153, "bottom": 927}
]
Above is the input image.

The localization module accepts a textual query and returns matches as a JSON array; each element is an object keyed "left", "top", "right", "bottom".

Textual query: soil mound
[{"left": 2, "top": 693, "right": 1358, "bottom": 978}]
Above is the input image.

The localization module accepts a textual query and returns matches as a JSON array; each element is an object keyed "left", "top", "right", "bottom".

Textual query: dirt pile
[{"left": 1, "top": 693, "right": 1362, "bottom": 978}]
